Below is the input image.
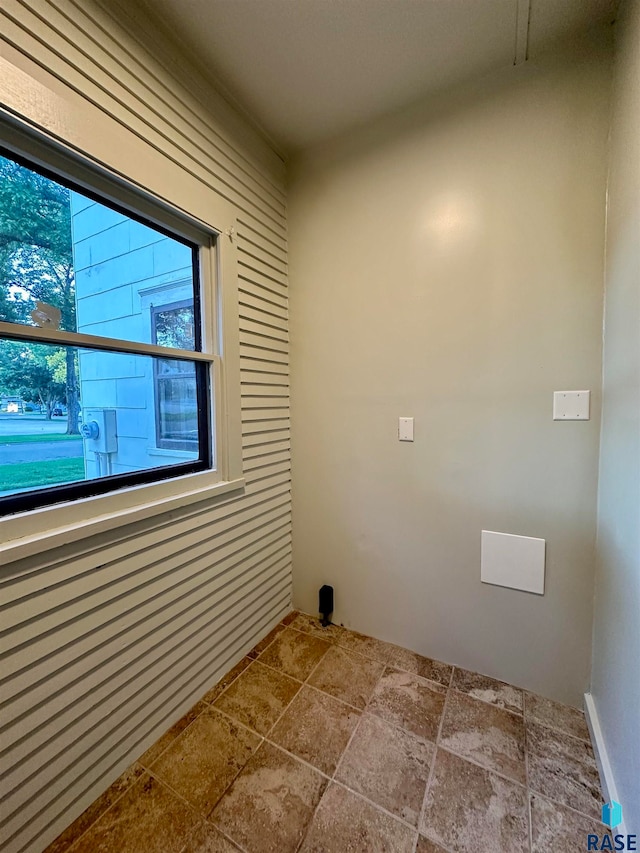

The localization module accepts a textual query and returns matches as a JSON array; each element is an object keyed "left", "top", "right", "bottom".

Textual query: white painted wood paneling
[{"left": 0, "top": 2, "right": 290, "bottom": 851}]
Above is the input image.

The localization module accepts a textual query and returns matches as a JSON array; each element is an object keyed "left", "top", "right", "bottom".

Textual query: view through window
[{"left": 0, "top": 150, "right": 211, "bottom": 511}]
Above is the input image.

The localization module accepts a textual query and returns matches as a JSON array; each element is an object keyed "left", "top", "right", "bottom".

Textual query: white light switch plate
[
  {"left": 553, "top": 390, "right": 590, "bottom": 420},
  {"left": 398, "top": 417, "right": 414, "bottom": 441}
]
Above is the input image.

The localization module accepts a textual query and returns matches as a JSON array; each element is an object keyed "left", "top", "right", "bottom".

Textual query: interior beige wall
[
  {"left": 289, "top": 32, "right": 611, "bottom": 706},
  {"left": 591, "top": 0, "right": 640, "bottom": 830}
]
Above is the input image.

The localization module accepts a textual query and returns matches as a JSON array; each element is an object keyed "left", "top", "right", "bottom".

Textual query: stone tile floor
[{"left": 46, "top": 611, "right": 606, "bottom": 853}]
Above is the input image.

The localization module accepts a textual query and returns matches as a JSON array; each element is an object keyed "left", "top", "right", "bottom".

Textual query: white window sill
[{"left": 0, "top": 472, "right": 245, "bottom": 565}]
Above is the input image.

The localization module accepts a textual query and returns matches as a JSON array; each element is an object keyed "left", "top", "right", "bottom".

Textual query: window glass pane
[
  {"left": 0, "top": 338, "right": 205, "bottom": 500},
  {"left": 156, "top": 372, "right": 197, "bottom": 446},
  {"left": 153, "top": 303, "right": 195, "bottom": 350},
  {"left": 0, "top": 152, "right": 197, "bottom": 350}
]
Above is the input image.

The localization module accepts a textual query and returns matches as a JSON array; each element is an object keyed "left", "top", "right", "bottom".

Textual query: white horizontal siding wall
[{"left": 0, "top": 2, "right": 290, "bottom": 851}]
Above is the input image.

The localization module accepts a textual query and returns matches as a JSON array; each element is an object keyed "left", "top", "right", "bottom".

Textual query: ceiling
[{"left": 138, "top": 0, "right": 617, "bottom": 155}]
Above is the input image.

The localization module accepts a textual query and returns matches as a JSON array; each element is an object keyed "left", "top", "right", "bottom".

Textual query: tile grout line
[
  {"left": 149, "top": 625, "right": 344, "bottom": 774},
  {"left": 139, "top": 702, "right": 269, "bottom": 844},
  {"left": 137, "top": 704, "right": 210, "bottom": 773},
  {"left": 302, "top": 678, "right": 366, "bottom": 712},
  {"left": 248, "top": 618, "right": 338, "bottom": 688},
  {"left": 205, "top": 702, "right": 269, "bottom": 742},
  {"left": 253, "top": 629, "right": 385, "bottom": 713},
  {"left": 64, "top": 661, "right": 257, "bottom": 853},
  {"left": 262, "top": 738, "right": 332, "bottom": 782},
  {"left": 195, "top": 720, "right": 315, "bottom": 853},
  {"left": 528, "top": 788, "right": 610, "bottom": 826},
  {"left": 326, "top": 649, "right": 387, "bottom": 783},
  {"left": 74, "top": 693, "right": 217, "bottom": 846},
  {"left": 70, "top": 672, "right": 255, "bottom": 842},
  {"left": 295, "top": 613, "right": 456, "bottom": 693},
  {"left": 417, "top": 675, "right": 451, "bottom": 851},
  {"left": 526, "top": 714, "right": 592, "bottom": 744},
  {"left": 201, "top": 657, "right": 255, "bottom": 707},
  {"left": 247, "top": 655, "right": 306, "bottom": 685},
  {"left": 434, "top": 743, "right": 528, "bottom": 790},
  {"left": 524, "top": 700, "right": 603, "bottom": 825},
  {"left": 207, "top": 821, "right": 249, "bottom": 853},
  {"left": 144, "top": 728, "right": 267, "bottom": 827},
  {"left": 288, "top": 664, "right": 350, "bottom": 853},
  {"left": 527, "top": 772, "right": 605, "bottom": 823},
  {"left": 310, "top": 642, "right": 387, "bottom": 781},
  {"left": 282, "top": 622, "right": 339, "bottom": 643},
  {"left": 259, "top": 659, "right": 318, "bottom": 742},
  {"left": 218, "top": 735, "right": 403, "bottom": 853},
  {"left": 331, "top": 705, "right": 369, "bottom": 786},
  {"left": 524, "top": 692, "right": 534, "bottom": 853},
  {"left": 301, "top": 637, "right": 334, "bottom": 685},
  {"left": 63, "top": 765, "right": 148, "bottom": 853},
  {"left": 152, "top": 759, "right": 261, "bottom": 853},
  {"left": 209, "top": 824, "right": 248, "bottom": 853},
  {"left": 335, "top": 638, "right": 390, "bottom": 664},
  {"left": 447, "top": 685, "right": 525, "bottom": 718},
  {"left": 364, "top": 703, "right": 443, "bottom": 743},
  {"left": 133, "top": 769, "right": 219, "bottom": 835},
  {"left": 287, "top": 614, "right": 346, "bottom": 640},
  {"left": 205, "top": 823, "right": 248, "bottom": 853},
  {"left": 292, "top": 760, "right": 425, "bottom": 849},
  {"left": 206, "top": 614, "right": 392, "bottom": 848},
  {"left": 179, "top": 818, "right": 246, "bottom": 853},
  {"left": 332, "top": 776, "right": 423, "bottom": 832},
  {"left": 294, "top": 647, "right": 390, "bottom": 853},
  {"left": 523, "top": 688, "right": 591, "bottom": 743},
  {"left": 39, "top": 623, "right": 363, "bottom": 851},
  {"left": 139, "top": 770, "right": 203, "bottom": 817},
  {"left": 326, "top": 621, "right": 452, "bottom": 676}
]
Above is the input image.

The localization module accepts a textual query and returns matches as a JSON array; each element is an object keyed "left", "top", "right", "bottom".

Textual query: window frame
[{"left": 0, "top": 113, "right": 245, "bottom": 564}]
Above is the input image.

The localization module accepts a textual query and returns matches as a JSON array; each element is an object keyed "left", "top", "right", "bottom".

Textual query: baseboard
[{"left": 584, "top": 692, "right": 628, "bottom": 838}]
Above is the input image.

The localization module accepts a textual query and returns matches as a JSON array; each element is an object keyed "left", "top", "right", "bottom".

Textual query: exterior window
[
  {"left": 0, "top": 148, "right": 215, "bottom": 514},
  {"left": 152, "top": 301, "right": 197, "bottom": 451}
]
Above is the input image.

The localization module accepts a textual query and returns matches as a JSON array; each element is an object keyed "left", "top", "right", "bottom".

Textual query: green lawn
[
  {"left": 0, "top": 457, "right": 85, "bottom": 491},
  {"left": 0, "top": 434, "right": 82, "bottom": 445}
]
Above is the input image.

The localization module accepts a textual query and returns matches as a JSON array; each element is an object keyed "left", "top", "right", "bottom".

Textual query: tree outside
[
  {"left": 0, "top": 155, "right": 80, "bottom": 434},
  {"left": 0, "top": 340, "right": 70, "bottom": 420}
]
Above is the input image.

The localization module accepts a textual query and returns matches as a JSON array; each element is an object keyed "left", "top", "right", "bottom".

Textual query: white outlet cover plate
[
  {"left": 481, "top": 530, "right": 546, "bottom": 595},
  {"left": 553, "top": 390, "right": 590, "bottom": 420}
]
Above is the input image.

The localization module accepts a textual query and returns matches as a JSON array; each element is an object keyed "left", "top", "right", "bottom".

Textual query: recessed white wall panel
[{"left": 481, "top": 530, "right": 546, "bottom": 594}]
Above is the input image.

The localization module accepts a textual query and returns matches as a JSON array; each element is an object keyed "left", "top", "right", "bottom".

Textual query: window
[
  {"left": 151, "top": 301, "right": 198, "bottom": 452},
  {"left": 0, "top": 147, "right": 217, "bottom": 515}
]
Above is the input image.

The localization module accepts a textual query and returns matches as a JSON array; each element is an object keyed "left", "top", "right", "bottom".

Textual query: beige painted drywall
[
  {"left": 289, "top": 31, "right": 612, "bottom": 706},
  {"left": 591, "top": 0, "right": 640, "bottom": 829}
]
